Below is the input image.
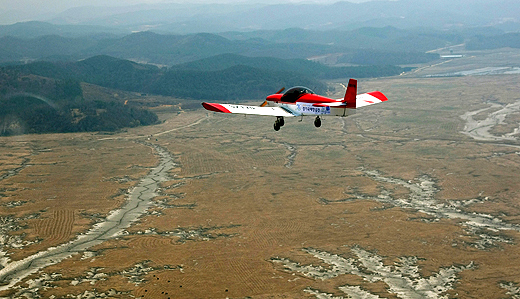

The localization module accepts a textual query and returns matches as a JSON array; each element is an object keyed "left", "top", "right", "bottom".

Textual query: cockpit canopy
[{"left": 280, "top": 86, "right": 315, "bottom": 103}]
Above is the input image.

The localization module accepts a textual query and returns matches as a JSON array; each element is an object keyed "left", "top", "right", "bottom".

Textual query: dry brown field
[{"left": 1, "top": 54, "right": 520, "bottom": 298}]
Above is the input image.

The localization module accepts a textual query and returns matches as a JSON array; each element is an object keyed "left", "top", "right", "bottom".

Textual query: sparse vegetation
[{"left": 2, "top": 63, "right": 520, "bottom": 299}]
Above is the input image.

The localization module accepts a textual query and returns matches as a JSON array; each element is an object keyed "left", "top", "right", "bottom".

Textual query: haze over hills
[
  {"left": 0, "top": 21, "right": 127, "bottom": 39},
  {"left": 0, "top": 29, "right": 447, "bottom": 66},
  {"left": 0, "top": 0, "right": 518, "bottom": 69},
  {"left": 1, "top": 0, "right": 520, "bottom": 32},
  {"left": 0, "top": 0, "right": 518, "bottom": 68}
]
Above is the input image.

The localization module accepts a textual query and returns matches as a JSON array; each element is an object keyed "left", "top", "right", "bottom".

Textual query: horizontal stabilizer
[{"left": 355, "top": 91, "right": 388, "bottom": 108}]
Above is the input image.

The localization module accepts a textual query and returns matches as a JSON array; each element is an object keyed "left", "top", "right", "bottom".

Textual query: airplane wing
[{"left": 202, "top": 102, "right": 295, "bottom": 117}]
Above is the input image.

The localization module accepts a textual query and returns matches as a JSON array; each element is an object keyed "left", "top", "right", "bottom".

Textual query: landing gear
[
  {"left": 277, "top": 116, "right": 285, "bottom": 127},
  {"left": 314, "top": 116, "right": 322, "bottom": 128},
  {"left": 274, "top": 116, "right": 285, "bottom": 131}
]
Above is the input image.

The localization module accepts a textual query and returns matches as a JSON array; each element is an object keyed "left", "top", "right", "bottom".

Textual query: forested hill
[
  {"left": 466, "top": 33, "right": 520, "bottom": 50},
  {"left": 9, "top": 55, "right": 323, "bottom": 100},
  {"left": 11, "top": 55, "right": 405, "bottom": 101},
  {"left": 0, "top": 68, "right": 158, "bottom": 136},
  {"left": 17, "top": 55, "right": 162, "bottom": 93},
  {"left": 1, "top": 52, "right": 409, "bottom": 135},
  {"left": 172, "top": 53, "right": 407, "bottom": 79}
]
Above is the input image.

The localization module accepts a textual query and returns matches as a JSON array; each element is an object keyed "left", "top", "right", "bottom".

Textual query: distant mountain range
[
  {"left": 2, "top": 0, "right": 519, "bottom": 33},
  {"left": 0, "top": 28, "right": 448, "bottom": 66},
  {"left": 1, "top": 0, "right": 519, "bottom": 67},
  {"left": 0, "top": 21, "right": 126, "bottom": 39},
  {"left": 2, "top": 23, "right": 519, "bottom": 68}
]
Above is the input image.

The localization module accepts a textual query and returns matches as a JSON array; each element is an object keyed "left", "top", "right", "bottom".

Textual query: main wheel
[
  {"left": 277, "top": 116, "right": 285, "bottom": 127},
  {"left": 314, "top": 116, "right": 321, "bottom": 128},
  {"left": 274, "top": 122, "right": 281, "bottom": 131}
]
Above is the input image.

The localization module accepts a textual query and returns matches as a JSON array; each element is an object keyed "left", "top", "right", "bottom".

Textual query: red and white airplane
[{"left": 202, "top": 79, "right": 387, "bottom": 131}]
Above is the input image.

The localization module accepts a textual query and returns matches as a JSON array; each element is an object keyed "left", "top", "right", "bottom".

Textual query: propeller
[{"left": 275, "top": 87, "right": 285, "bottom": 94}]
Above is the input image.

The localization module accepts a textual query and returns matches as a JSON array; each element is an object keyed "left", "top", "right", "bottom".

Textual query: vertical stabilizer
[{"left": 344, "top": 78, "right": 357, "bottom": 108}]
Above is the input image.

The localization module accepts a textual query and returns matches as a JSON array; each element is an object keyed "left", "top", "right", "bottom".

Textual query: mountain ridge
[{"left": 6, "top": 0, "right": 517, "bottom": 33}]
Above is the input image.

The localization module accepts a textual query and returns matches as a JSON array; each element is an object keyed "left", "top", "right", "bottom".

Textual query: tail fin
[{"left": 344, "top": 79, "right": 357, "bottom": 109}]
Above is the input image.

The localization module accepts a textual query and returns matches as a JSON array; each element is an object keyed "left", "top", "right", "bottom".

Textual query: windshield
[{"left": 280, "top": 86, "right": 315, "bottom": 102}]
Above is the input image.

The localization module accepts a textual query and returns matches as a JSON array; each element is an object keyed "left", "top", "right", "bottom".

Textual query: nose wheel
[
  {"left": 274, "top": 116, "right": 285, "bottom": 131},
  {"left": 314, "top": 116, "right": 321, "bottom": 128}
]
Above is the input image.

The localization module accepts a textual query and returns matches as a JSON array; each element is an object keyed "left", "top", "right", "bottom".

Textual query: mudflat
[{"left": 1, "top": 71, "right": 520, "bottom": 298}]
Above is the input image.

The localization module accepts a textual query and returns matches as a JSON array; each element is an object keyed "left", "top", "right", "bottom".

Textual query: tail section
[{"left": 344, "top": 79, "right": 357, "bottom": 109}]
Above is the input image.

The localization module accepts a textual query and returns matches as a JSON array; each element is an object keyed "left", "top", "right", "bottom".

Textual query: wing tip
[
  {"left": 367, "top": 91, "right": 388, "bottom": 102},
  {"left": 202, "top": 102, "right": 231, "bottom": 113}
]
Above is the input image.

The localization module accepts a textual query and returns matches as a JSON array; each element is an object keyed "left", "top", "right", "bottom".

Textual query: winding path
[{"left": 0, "top": 143, "right": 176, "bottom": 290}]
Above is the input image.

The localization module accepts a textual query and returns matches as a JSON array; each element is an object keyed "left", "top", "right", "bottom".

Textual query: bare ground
[{"left": 1, "top": 74, "right": 520, "bottom": 298}]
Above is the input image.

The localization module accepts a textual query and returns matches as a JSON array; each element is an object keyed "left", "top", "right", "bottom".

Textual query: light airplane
[{"left": 202, "top": 79, "right": 388, "bottom": 131}]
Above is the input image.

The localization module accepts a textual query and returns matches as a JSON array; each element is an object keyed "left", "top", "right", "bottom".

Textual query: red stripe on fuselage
[
  {"left": 202, "top": 102, "right": 231, "bottom": 113},
  {"left": 297, "top": 94, "right": 337, "bottom": 104},
  {"left": 266, "top": 93, "right": 338, "bottom": 105}
]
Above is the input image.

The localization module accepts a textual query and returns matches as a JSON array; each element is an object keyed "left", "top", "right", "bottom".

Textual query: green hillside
[
  {"left": 0, "top": 68, "right": 158, "bottom": 136},
  {"left": 151, "top": 64, "right": 326, "bottom": 101},
  {"left": 10, "top": 55, "right": 328, "bottom": 100},
  {"left": 466, "top": 33, "right": 520, "bottom": 50},
  {"left": 173, "top": 53, "right": 406, "bottom": 79},
  {"left": 0, "top": 50, "right": 412, "bottom": 135}
]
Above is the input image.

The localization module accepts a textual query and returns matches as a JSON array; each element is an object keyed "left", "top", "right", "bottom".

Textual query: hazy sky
[
  {"left": 0, "top": 0, "right": 363, "bottom": 13},
  {"left": 0, "top": 0, "right": 371, "bottom": 24}
]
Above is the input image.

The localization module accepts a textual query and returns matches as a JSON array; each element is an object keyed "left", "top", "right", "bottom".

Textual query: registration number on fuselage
[{"left": 294, "top": 103, "right": 331, "bottom": 115}]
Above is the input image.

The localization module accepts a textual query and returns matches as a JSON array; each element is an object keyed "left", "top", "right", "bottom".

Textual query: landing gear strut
[
  {"left": 314, "top": 116, "right": 322, "bottom": 128},
  {"left": 274, "top": 116, "right": 285, "bottom": 131}
]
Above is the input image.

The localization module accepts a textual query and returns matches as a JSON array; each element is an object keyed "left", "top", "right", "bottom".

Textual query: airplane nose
[{"left": 266, "top": 94, "right": 281, "bottom": 102}]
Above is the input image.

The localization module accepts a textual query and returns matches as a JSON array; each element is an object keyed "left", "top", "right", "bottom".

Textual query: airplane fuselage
[
  {"left": 264, "top": 97, "right": 356, "bottom": 117},
  {"left": 201, "top": 79, "right": 387, "bottom": 131}
]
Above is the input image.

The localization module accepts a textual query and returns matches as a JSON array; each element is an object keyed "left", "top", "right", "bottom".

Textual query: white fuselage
[{"left": 267, "top": 101, "right": 356, "bottom": 117}]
